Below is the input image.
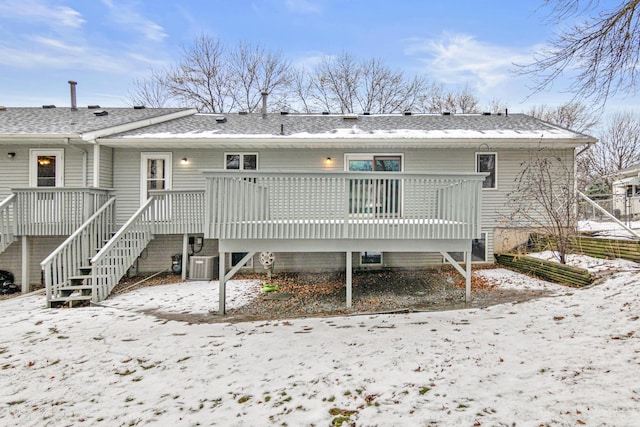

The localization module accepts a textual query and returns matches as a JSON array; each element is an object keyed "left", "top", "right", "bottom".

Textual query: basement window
[
  {"left": 360, "top": 251, "right": 382, "bottom": 266},
  {"left": 446, "top": 233, "right": 487, "bottom": 263}
]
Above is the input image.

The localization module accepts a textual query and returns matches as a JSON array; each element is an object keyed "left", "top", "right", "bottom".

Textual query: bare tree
[
  {"left": 582, "top": 110, "right": 640, "bottom": 187},
  {"left": 506, "top": 149, "right": 578, "bottom": 264},
  {"left": 519, "top": 0, "right": 640, "bottom": 106},
  {"left": 312, "top": 52, "right": 361, "bottom": 113},
  {"left": 526, "top": 101, "right": 598, "bottom": 133},
  {"left": 227, "top": 42, "right": 291, "bottom": 112},
  {"left": 163, "top": 34, "right": 232, "bottom": 113},
  {"left": 419, "top": 83, "right": 482, "bottom": 114},
  {"left": 128, "top": 69, "right": 172, "bottom": 108},
  {"left": 127, "top": 34, "right": 291, "bottom": 113}
]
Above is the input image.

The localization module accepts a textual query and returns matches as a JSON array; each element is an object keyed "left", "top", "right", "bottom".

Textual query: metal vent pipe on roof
[
  {"left": 68, "top": 80, "right": 77, "bottom": 110},
  {"left": 261, "top": 91, "right": 268, "bottom": 118}
]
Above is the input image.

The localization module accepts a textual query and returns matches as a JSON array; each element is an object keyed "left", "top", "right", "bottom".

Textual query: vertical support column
[
  {"left": 465, "top": 241, "right": 472, "bottom": 302},
  {"left": 218, "top": 251, "right": 226, "bottom": 315},
  {"left": 21, "top": 235, "right": 30, "bottom": 293},
  {"left": 346, "top": 252, "right": 352, "bottom": 308},
  {"left": 181, "top": 234, "right": 189, "bottom": 281}
]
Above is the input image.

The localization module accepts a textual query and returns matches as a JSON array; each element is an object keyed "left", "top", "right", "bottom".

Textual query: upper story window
[
  {"left": 225, "top": 153, "right": 258, "bottom": 170},
  {"left": 476, "top": 152, "right": 497, "bottom": 189}
]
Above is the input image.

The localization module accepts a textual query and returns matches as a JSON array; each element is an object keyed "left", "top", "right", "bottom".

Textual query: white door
[
  {"left": 29, "top": 149, "right": 64, "bottom": 224},
  {"left": 141, "top": 153, "right": 172, "bottom": 222}
]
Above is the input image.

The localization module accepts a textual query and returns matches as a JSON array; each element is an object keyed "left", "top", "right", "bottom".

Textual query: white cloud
[
  {"left": 101, "top": 0, "right": 168, "bottom": 42},
  {"left": 405, "top": 32, "right": 531, "bottom": 93},
  {"left": 0, "top": 0, "right": 85, "bottom": 28}
]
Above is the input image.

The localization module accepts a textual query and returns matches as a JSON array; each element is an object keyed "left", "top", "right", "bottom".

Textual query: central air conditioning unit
[{"left": 189, "top": 255, "right": 218, "bottom": 280}]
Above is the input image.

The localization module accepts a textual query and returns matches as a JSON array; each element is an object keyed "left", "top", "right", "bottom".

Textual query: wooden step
[{"left": 48, "top": 294, "right": 92, "bottom": 308}]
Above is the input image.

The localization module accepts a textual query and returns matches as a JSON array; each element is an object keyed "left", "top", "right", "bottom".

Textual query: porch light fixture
[
  {"left": 7, "top": 152, "right": 15, "bottom": 159},
  {"left": 325, "top": 157, "right": 333, "bottom": 165},
  {"left": 181, "top": 157, "right": 188, "bottom": 165}
]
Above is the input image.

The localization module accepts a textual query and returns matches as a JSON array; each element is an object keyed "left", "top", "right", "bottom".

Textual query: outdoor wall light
[
  {"left": 325, "top": 157, "right": 333, "bottom": 165},
  {"left": 7, "top": 152, "right": 15, "bottom": 159},
  {"left": 181, "top": 157, "right": 188, "bottom": 165}
]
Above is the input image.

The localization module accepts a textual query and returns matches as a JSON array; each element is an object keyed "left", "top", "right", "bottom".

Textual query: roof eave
[{"left": 96, "top": 136, "right": 595, "bottom": 149}]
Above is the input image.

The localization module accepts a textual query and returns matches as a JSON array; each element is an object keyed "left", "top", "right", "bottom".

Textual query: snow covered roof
[{"left": 98, "top": 112, "right": 597, "bottom": 149}]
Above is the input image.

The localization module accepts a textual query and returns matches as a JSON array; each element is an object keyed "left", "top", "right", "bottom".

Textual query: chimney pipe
[
  {"left": 68, "top": 80, "right": 77, "bottom": 110},
  {"left": 261, "top": 91, "right": 268, "bottom": 118}
]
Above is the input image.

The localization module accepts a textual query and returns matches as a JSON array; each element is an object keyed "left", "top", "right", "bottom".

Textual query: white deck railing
[
  {"left": 149, "top": 189, "right": 205, "bottom": 234},
  {"left": 91, "top": 197, "right": 156, "bottom": 302},
  {"left": 203, "top": 171, "right": 485, "bottom": 240},
  {"left": 41, "top": 197, "right": 116, "bottom": 303},
  {"left": 11, "top": 188, "right": 112, "bottom": 236},
  {"left": 0, "top": 194, "right": 17, "bottom": 253}
]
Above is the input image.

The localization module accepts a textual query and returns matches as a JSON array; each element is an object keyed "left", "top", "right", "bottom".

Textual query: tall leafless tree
[
  {"left": 128, "top": 69, "right": 172, "bottom": 108},
  {"left": 582, "top": 110, "right": 640, "bottom": 187},
  {"left": 519, "top": 0, "right": 640, "bottom": 106},
  {"left": 526, "top": 101, "right": 598, "bottom": 133},
  {"left": 127, "top": 34, "right": 291, "bottom": 113},
  {"left": 227, "top": 41, "right": 291, "bottom": 112}
]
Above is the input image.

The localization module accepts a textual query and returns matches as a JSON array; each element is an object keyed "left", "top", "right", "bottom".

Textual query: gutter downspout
[{"left": 65, "top": 138, "right": 88, "bottom": 187}]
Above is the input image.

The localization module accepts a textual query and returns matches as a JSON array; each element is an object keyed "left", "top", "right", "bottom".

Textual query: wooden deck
[{"left": 203, "top": 170, "right": 486, "bottom": 313}]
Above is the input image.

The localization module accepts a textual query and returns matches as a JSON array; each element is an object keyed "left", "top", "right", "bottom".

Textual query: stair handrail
[
  {"left": 90, "top": 197, "right": 156, "bottom": 302},
  {"left": 0, "top": 194, "right": 17, "bottom": 253},
  {"left": 41, "top": 197, "right": 116, "bottom": 304}
]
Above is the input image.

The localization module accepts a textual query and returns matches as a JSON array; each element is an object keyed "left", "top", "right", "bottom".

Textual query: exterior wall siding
[
  {"left": 109, "top": 145, "right": 576, "bottom": 272},
  {"left": 0, "top": 236, "right": 66, "bottom": 287}
]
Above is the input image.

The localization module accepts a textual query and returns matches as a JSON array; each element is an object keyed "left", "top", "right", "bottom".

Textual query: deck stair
[
  {"left": 0, "top": 194, "right": 17, "bottom": 255},
  {"left": 43, "top": 197, "right": 159, "bottom": 307},
  {"left": 42, "top": 198, "right": 117, "bottom": 307}
]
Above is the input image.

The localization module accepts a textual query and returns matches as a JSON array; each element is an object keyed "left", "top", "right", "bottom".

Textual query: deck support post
[
  {"left": 465, "top": 241, "right": 472, "bottom": 303},
  {"left": 181, "top": 234, "right": 188, "bottom": 281},
  {"left": 21, "top": 235, "right": 30, "bottom": 293},
  {"left": 218, "top": 251, "right": 226, "bottom": 315},
  {"left": 346, "top": 252, "right": 352, "bottom": 308}
]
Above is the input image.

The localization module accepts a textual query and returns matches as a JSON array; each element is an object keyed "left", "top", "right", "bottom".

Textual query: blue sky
[{"left": 0, "top": 0, "right": 636, "bottom": 114}]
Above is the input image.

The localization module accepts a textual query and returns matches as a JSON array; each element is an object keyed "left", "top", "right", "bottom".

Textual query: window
[
  {"left": 141, "top": 153, "right": 172, "bottom": 204},
  {"left": 471, "top": 233, "right": 487, "bottom": 262},
  {"left": 29, "top": 149, "right": 64, "bottom": 187},
  {"left": 360, "top": 251, "right": 382, "bottom": 266},
  {"left": 345, "top": 154, "right": 402, "bottom": 216},
  {"left": 476, "top": 153, "right": 497, "bottom": 189},
  {"left": 225, "top": 153, "right": 258, "bottom": 170},
  {"left": 225, "top": 153, "right": 258, "bottom": 268},
  {"left": 446, "top": 233, "right": 487, "bottom": 263}
]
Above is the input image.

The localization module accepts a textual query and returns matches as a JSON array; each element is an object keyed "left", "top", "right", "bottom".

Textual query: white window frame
[
  {"left": 476, "top": 152, "right": 497, "bottom": 190},
  {"left": 224, "top": 153, "right": 258, "bottom": 268},
  {"left": 140, "top": 152, "right": 172, "bottom": 204},
  {"left": 224, "top": 152, "right": 259, "bottom": 170},
  {"left": 345, "top": 153, "right": 404, "bottom": 217},
  {"left": 29, "top": 149, "right": 64, "bottom": 187}
]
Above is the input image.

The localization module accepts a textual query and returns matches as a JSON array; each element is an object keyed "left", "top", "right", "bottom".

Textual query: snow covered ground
[
  {"left": 1, "top": 259, "right": 639, "bottom": 426},
  {"left": 579, "top": 219, "right": 640, "bottom": 239}
]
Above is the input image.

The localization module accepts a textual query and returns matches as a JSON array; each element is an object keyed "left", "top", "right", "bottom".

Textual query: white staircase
[{"left": 43, "top": 197, "right": 159, "bottom": 307}]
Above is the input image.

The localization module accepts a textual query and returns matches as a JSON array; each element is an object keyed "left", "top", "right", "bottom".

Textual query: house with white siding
[{"left": 0, "top": 102, "right": 596, "bottom": 311}]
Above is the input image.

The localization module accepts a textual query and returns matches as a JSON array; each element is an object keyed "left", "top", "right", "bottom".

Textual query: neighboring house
[
  {"left": 0, "top": 103, "right": 596, "bottom": 311},
  {"left": 612, "top": 163, "right": 640, "bottom": 218}
]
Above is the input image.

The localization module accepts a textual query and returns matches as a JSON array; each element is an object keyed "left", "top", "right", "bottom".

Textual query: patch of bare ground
[{"left": 220, "top": 267, "right": 554, "bottom": 322}]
